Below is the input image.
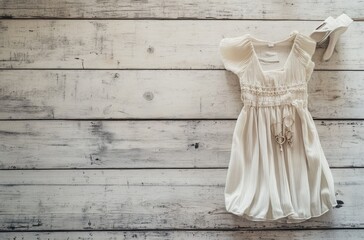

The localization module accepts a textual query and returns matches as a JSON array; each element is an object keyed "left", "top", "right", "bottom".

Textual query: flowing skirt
[{"left": 224, "top": 102, "right": 338, "bottom": 223}]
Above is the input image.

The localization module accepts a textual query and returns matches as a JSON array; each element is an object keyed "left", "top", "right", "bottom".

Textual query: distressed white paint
[
  {"left": 2, "top": 230, "right": 364, "bottom": 240},
  {"left": 0, "top": 70, "right": 362, "bottom": 119},
  {"left": 0, "top": 169, "right": 360, "bottom": 230},
  {"left": 0, "top": 120, "right": 362, "bottom": 169},
  {"left": 0, "top": 0, "right": 363, "bottom": 20},
  {"left": 0, "top": 20, "right": 361, "bottom": 69},
  {"left": 0, "top": 0, "right": 362, "bottom": 237}
]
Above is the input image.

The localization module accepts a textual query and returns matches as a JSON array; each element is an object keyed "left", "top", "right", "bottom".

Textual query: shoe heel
[
  {"left": 336, "top": 13, "right": 353, "bottom": 27},
  {"left": 322, "top": 27, "right": 348, "bottom": 61}
]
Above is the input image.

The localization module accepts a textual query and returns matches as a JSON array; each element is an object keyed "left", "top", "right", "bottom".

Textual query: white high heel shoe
[
  {"left": 309, "top": 16, "right": 336, "bottom": 44},
  {"left": 310, "top": 13, "right": 353, "bottom": 61}
]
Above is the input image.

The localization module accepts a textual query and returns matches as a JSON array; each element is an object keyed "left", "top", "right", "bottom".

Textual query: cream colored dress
[{"left": 219, "top": 30, "right": 338, "bottom": 223}]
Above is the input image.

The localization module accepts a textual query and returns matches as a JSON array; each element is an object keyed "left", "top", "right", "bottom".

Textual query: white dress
[{"left": 219, "top": 30, "right": 338, "bottom": 223}]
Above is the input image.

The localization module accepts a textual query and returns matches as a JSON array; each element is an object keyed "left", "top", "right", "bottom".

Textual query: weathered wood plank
[
  {"left": 307, "top": 71, "right": 364, "bottom": 118},
  {"left": 0, "top": 20, "right": 361, "bottom": 69},
  {"left": 1, "top": 229, "right": 364, "bottom": 239},
  {"left": 0, "top": 0, "right": 363, "bottom": 20},
  {"left": 0, "top": 120, "right": 362, "bottom": 169},
  {"left": 0, "top": 70, "right": 363, "bottom": 119},
  {"left": 0, "top": 169, "right": 361, "bottom": 230}
]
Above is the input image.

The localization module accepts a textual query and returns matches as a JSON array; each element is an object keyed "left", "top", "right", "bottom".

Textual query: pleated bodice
[{"left": 220, "top": 30, "right": 315, "bottom": 107}]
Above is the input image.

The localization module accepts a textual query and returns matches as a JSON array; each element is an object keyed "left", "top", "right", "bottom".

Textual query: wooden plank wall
[{"left": 0, "top": 1, "right": 363, "bottom": 239}]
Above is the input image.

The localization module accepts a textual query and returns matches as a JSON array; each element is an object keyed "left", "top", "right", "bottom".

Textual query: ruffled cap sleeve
[
  {"left": 218, "top": 34, "right": 252, "bottom": 76},
  {"left": 294, "top": 32, "right": 317, "bottom": 81}
]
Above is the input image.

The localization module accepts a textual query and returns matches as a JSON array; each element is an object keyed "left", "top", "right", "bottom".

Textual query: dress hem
[{"left": 227, "top": 202, "right": 338, "bottom": 223}]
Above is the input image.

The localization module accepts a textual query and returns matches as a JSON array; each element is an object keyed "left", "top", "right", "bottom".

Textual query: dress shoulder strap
[
  {"left": 295, "top": 32, "right": 317, "bottom": 58},
  {"left": 219, "top": 34, "right": 253, "bottom": 76},
  {"left": 293, "top": 32, "right": 317, "bottom": 81}
]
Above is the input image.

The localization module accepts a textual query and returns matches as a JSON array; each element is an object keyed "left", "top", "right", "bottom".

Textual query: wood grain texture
[
  {"left": 0, "top": 0, "right": 363, "bottom": 236},
  {"left": 0, "top": 0, "right": 363, "bottom": 20},
  {"left": 0, "top": 20, "right": 361, "bottom": 70},
  {"left": 0, "top": 120, "right": 362, "bottom": 169},
  {"left": 0, "top": 168, "right": 360, "bottom": 230},
  {"left": 1, "top": 229, "right": 364, "bottom": 239},
  {"left": 0, "top": 70, "right": 363, "bottom": 119}
]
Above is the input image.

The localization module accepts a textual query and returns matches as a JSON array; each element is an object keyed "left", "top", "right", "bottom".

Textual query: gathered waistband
[
  {"left": 239, "top": 82, "right": 308, "bottom": 108},
  {"left": 242, "top": 99, "right": 308, "bottom": 108}
]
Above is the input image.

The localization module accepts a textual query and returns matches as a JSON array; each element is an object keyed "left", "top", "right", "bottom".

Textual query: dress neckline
[{"left": 247, "top": 31, "right": 300, "bottom": 76}]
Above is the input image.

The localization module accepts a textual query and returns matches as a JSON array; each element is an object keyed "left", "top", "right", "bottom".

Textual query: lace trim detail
[
  {"left": 240, "top": 82, "right": 307, "bottom": 96},
  {"left": 239, "top": 82, "right": 308, "bottom": 107}
]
